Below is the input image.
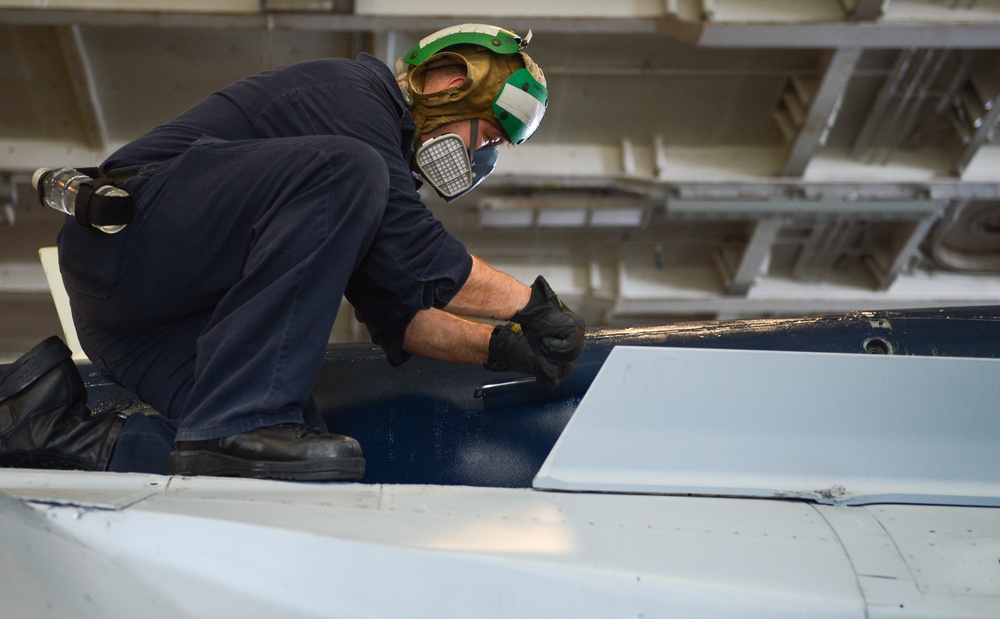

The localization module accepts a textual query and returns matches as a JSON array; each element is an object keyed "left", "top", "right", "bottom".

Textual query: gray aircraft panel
[{"left": 534, "top": 347, "right": 1000, "bottom": 506}]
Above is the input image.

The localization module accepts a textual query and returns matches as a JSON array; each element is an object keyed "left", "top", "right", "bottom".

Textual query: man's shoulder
[
  {"left": 229, "top": 57, "right": 381, "bottom": 107},
  {"left": 262, "top": 57, "right": 363, "bottom": 82},
  {"left": 283, "top": 54, "right": 404, "bottom": 112},
  {"left": 252, "top": 56, "right": 397, "bottom": 99}
]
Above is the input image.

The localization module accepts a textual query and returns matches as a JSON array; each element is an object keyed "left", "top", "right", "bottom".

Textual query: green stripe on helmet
[{"left": 493, "top": 68, "right": 548, "bottom": 144}]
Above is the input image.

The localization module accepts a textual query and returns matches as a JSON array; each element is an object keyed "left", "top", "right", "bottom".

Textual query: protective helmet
[{"left": 400, "top": 24, "right": 548, "bottom": 146}]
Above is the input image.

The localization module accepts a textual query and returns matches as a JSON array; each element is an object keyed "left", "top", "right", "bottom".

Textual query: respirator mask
[{"left": 413, "top": 118, "right": 498, "bottom": 202}]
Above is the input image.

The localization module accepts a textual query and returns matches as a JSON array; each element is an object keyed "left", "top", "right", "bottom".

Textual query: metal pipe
[
  {"left": 872, "top": 49, "right": 937, "bottom": 164},
  {"left": 851, "top": 48, "right": 916, "bottom": 161}
]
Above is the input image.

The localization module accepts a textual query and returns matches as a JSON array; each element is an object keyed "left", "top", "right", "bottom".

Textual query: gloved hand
[
  {"left": 510, "top": 276, "right": 585, "bottom": 388},
  {"left": 484, "top": 322, "right": 535, "bottom": 374},
  {"left": 484, "top": 322, "right": 570, "bottom": 388}
]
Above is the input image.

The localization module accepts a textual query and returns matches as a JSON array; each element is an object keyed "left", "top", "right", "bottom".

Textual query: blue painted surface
[{"left": 78, "top": 306, "right": 1000, "bottom": 488}]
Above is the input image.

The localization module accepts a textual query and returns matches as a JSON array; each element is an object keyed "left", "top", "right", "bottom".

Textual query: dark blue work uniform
[{"left": 56, "top": 54, "right": 473, "bottom": 474}]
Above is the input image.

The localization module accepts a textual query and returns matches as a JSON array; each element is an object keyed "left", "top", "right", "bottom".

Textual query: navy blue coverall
[{"left": 56, "top": 54, "right": 474, "bottom": 474}]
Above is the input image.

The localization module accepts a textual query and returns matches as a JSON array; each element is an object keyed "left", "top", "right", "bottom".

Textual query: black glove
[
  {"left": 484, "top": 322, "right": 570, "bottom": 389},
  {"left": 511, "top": 276, "right": 585, "bottom": 388},
  {"left": 485, "top": 322, "right": 535, "bottom": 374}
]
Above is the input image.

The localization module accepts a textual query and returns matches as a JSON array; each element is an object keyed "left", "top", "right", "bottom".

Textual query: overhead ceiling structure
[{"left": 1, "top": 0, "right": 999, "bottom": 356}]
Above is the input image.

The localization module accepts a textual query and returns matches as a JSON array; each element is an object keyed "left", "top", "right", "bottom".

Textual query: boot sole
[{"left": 167, "top": 450, "right": 365, "bottom": 482}]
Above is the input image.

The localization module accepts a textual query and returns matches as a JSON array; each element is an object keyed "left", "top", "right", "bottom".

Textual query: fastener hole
[{"left": 864, "top": 337, "right": 893, "bottom": 355}]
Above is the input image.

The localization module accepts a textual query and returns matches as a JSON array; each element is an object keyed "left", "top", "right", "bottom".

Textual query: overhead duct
[{"left": 928, "top": 199, "right": 1000, "bottom": 272}]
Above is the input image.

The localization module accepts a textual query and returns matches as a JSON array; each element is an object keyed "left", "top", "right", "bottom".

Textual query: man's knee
[
  {"left": 312, "top": 137, "right": 388, "bottom": 189},
  {"left": 315, "top": 137, "right": 389, "bottom": 229},
  {"left": 338, "top": 138, "right": 388, "bottom": 184}
]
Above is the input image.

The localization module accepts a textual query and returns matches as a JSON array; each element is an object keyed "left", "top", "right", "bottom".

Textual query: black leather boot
[
  {"left": 168, "top": 422, "right": 365, "bottom": 481},
  {"left": 0, "top": 337, "right": 127, "bottom": 471}
]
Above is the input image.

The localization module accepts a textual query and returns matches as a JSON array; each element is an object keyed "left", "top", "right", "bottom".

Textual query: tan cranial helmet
[{"left": 399, "top": 24, "right": 548, "bottom": 145}]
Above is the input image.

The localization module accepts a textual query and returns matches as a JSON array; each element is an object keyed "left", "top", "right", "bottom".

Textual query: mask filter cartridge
[{"left": 414, "top": 133, "right": 473, "bottom": 199}]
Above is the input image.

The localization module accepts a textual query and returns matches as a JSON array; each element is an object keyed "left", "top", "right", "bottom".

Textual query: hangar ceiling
[{"left": 1, "top": 0, "right": 999, "bottom": 358}]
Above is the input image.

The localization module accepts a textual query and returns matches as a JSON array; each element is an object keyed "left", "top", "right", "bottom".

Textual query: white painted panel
[
  {"left": 535, "top": 347, "right": 1000, "bottom": 506},
  {"left": 1, "top": 472, "right": 866, "bottom": 619},
  {"left": 0, "top": 491, "right": 182, "bottom": 618}
]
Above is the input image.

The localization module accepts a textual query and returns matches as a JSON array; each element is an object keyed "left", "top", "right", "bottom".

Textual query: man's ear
[
  {"left": 444, "top": 74, "right": 466, "bottom": 90},
  {"left": 421, "top": 65, "right": 468, "bottom": 93}
]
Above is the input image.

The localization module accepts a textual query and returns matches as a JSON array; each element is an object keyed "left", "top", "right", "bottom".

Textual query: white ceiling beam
[
  {"left": 483, "top": 173, "right": 1000, "bottom": 204},
  {"left": 693, "top": 22, "right": 1000, "bottom": 48},
  {"left": 501, "top": 141, "right": 1000, "bottom": 187},
  {"left": 608, "top": 270, "right": 1000, "bottom": 321},
  {"left": 954, "top": 100, "right": 1000, "bottom": 176},
  {"left": 0, "top": 139, "right": 121, "bottom": 174},
  {"left": 0, "top": 9, "right": 663, "bottom": 35},
  {"left": 779, "top": 48, "right": 863, "bottom": 178},
  {"left": 851, "top": 49, "right": 918, "bottom": 161},
  {"left": 0, "top": 0, "right": 259, "bottom": 10},
  {"left": 608, "top": 295, "right": 1000, "bottom": 322},
  {"left": 723, "top": 218, "right": 784, "bottom": 295},
  {"left": 791, "top": 218, "right": 854, "bottom": 281},
  {"left": 2, "top": 7, "right": 999, "bottom": 48},
  {"left": 953, "top": 61, "right": 1000, "bottom": 177},
  {"left": 665, "top": 198, "right": 942, "bottom": 220},
  {"left": 5, "top": 0, "right": 994, "bottom": 23},
  {"left": 865, "top": 216, "right": 939, "bottom": 291}
]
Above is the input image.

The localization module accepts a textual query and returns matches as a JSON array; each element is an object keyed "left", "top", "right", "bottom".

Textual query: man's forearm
[
  {"left": 444, "top": 255, "right": 530, "bottom": 319},
  {"left": 403, "top": 263, "right": 586, "bottom": 388},
  {"left": 401, "top": 256, "right": 529, "bottom": 365},
  {"left": 402, "top": 307, "right": 493, "bottom": 364}
]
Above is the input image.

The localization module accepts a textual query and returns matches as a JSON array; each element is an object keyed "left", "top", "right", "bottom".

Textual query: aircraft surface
[{"left": 1, "top": 306, "right": 999, "bottom": 617}]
